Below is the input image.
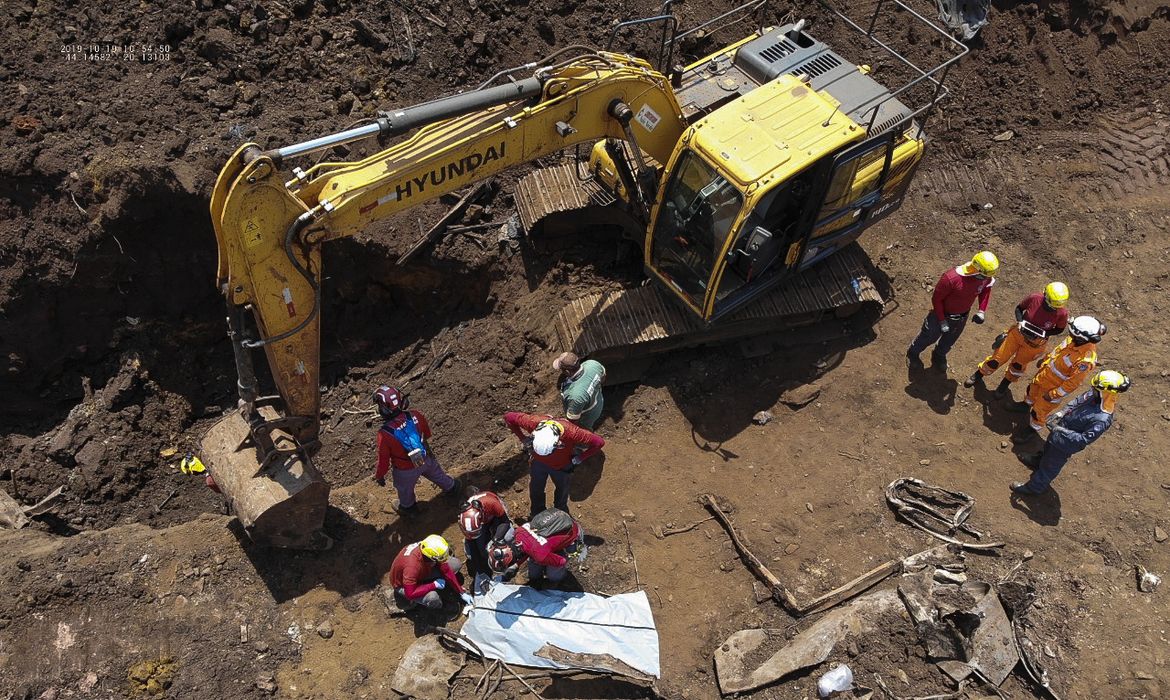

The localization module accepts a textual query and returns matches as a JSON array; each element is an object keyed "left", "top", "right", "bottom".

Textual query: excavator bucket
[{"left": 200, "top": 408, "right": 332, "bottom": 550}]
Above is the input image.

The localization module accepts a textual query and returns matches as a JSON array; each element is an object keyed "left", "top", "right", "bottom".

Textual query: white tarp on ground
[{"left": 458, "top": 583, "right": 660, "bottom": 678}]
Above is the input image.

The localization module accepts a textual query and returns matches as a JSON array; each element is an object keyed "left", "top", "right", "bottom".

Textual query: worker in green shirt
[{"left": 553, "top": 352, "right": 606, "bottom": 430}]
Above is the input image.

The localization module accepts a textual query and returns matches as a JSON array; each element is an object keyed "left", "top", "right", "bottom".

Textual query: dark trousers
[
  {"left": 908, "top": 312, "right": 968, "bottom": 360},
  {"left": 530, "top": 461, "right": 570, "bottom": 516},
  {"left": 1024, "top": 441, "right": 1073, "bottom": 493}
]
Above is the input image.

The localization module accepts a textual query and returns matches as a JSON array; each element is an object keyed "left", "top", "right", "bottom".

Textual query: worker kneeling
[
  {"left": 458, "top": 489, "right": 514, "bottom": 594},
  {"left": 487, "top": 508, "right": 585, "bottom": 586},
  {"left": 389, "top": 535, "right": 473, "bottom": 611}
]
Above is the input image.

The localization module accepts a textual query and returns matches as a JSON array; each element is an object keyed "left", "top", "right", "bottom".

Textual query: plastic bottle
[{"left": 817, "top": 664, "right": 853, "bottom": 697}]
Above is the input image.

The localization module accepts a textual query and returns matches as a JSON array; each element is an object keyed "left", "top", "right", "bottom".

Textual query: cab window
[{"left": 650, "top": 150, "right": 743, "bottom": 306}]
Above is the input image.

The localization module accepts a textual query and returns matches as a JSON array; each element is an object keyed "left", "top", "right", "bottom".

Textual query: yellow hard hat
[
  {"left": 970, "top": 251, "right": 999, "bottom": 276},
  {"left": 1043, "top": 282, "right": 1069, "bottom": 308},
  {"left": 420, "top": 534, "right": 450, "bottom": 562},
  {"left": 180, "top": 454, "right": 206, "bottom": 475},
  {"left": 1090, "top": 369, "right": 1130, "bottom": 393}
]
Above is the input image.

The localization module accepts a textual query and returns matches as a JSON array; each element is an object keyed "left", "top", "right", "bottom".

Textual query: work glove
[
  {"left": 973, "top": 310, "right": 985, "bottom": 324},
  {"left": 460, "top": 592, "right": 474, "bottom": 607},
  {"left": 1043, "top": 391, "right": 1061, "bottom": 403},
  {"left": 940, "top": 321, "right": 951, "bottom": 334},
  {"left": 433, "top": 578, "right": 447, "bottom": 591},
  {"left": 374, "top": 476, "right": 386, "bottom": 487},
  {"left": 502, "top": 564, "right": 519, "bottom": 582}
]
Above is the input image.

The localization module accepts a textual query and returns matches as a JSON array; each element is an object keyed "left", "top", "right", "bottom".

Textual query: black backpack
[{"left": 529, "top": 508, "right": 573, "bottom": 538}]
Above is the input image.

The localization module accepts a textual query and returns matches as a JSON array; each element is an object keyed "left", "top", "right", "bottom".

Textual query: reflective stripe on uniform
[{"left": 1049, "top": 366, "right": 1070, "bottom": 381}]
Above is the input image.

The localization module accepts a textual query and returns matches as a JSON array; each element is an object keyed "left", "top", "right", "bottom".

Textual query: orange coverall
[
  {"left": 977, "top": 325, "right": 1050, "bottom": 383},
  {"left": 1025, "top": 337, "right": 1098, "bottom": 431}
]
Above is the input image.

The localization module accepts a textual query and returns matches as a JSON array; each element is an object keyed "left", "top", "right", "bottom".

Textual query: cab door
[{"left": 795, "top": 131, "right": 898, "bottom": 269}]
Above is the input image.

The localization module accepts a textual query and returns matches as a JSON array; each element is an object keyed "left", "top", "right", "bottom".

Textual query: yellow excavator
[{"left": 204, "top": 1, "right": 966, "bottom": 548}]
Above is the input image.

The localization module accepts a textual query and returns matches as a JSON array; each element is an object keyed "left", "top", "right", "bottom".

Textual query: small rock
[
  {"left": 719, "top": 561, "right": 734, "bottom": 572},
  {"left": 1136, "top": 670, "right": 1155, "bottom": 680},
  {"left": 39, "top": 688, "right": 59, "bottom": 700},
  {"left": 784, "top": 543, "right": 799, "bottom": 555},
  {"left": 919, "top": 459, "right": 931, "bottom": 466},
  {"left": 471, "top": 30, "right": 487, "bottom": 47},
  {"left": 1000, "top": 440, "right": 1009, "bottom": 449},
  {"left": 621, "top": 510, "right": 636, "bottom": 522},
  {"left": 1137, "top": 565, "right": 1161, "bottom": 593},
  {"left": 1155, "top": 526, "right": 1167, "bottom": 543},
  {"left": 773, "top": 536, "right": 783, "bottom": 544},
  {"left": 317, "top": 621, "right": 333, "bottom": 639},
  {"left": 780, "top": 383, "right": 820, "bottom": 409},
  {"left": 846, "top": 640, "right": 861, "bottom": 657},
  {"left": 752, "top": 410, "right": 773, "bottom": 425},
  {"left": 253, "top": 641, "right": 270, "bottom": 654},
  {"left": 78, "top": 672, "right": 98, "bottom": 693},
  {"left": 1022, "top": 550, "right": 1034, "bottom": 561},
  {"left": 255, "top": 672, "right": 277, "bottom": 694},
  {"left": 992, "top": 129, "right": 1015, "bottom": 142},
  {"left": 1043, "top": 644, "right": 1056, "bottom": 658},
  {"left": 310, "top": 34, "right": 325, "bottom": 51},
  {"left": 896, "top": 668, "right": 910, "bottom": 685},
  {"left": 350, "top": 18, "right": 390, "bottom": 50},
  {"left": 805, "top": 503, "right": 813, "bottom": 513}
]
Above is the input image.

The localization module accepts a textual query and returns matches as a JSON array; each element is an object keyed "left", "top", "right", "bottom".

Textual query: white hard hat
[
  {"left": 532, "top": 424, "right": 560, "bottom": 456},
  {"left": 1069, "top": 315, "right": 1104, "bottom": 342}
]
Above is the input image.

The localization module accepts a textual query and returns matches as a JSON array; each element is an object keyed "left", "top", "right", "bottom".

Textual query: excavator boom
[{"left": 205, "top": 51, "right": 688, "bottom": 547}]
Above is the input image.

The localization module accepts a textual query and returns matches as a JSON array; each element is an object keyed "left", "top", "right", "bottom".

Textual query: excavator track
[
  {"left": 515, "top": 162, "right": 616, "bottom": 231},
  {"left": 550, "top": 244, "right": 884, "bottom": 377}
]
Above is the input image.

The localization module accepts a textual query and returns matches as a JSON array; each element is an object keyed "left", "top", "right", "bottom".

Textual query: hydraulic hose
[{"left": 241, "top": 211, "right": 320, "bottom": 349}]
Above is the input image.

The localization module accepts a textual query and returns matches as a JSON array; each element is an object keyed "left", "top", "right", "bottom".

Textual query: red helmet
[
  {"left": 458, "top": 501, "right": 485, "bottom": 539},
  {"left": 373, "top": 386, "right": 408, "bottom": 416},
  {"left": 488, "top": 542, "right": 518, "bottom": 573}
]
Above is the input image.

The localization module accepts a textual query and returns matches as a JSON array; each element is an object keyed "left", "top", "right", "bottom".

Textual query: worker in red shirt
[
  {"left": 388, "top": 535, "right": 473, "bottom": 610},
  {"left": 964, "top": 282, "right": 1069, "bottom": 398},
  {"left": 487, "top": 508, "right": 586, "bottom": 585},
  {"left": 457, "top": 489, "right": 514, "bottom": 593},
  {"left": 504, "top": 412, "right": 605, "bottom": 517},
  {"left": 372, "top": 386, "right": 460, "bottom": 516},
  {"left": 907, "top": 251, "right": 1000, "bottom": 372}
]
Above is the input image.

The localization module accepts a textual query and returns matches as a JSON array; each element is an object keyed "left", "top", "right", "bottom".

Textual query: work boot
[
  {"left": 391, "top": 500, "right": 418, "bottom": 517},
  {"left": 994, "top": 379, "right": 1012, "bottom": 399},
  {"left": 930, "top": 353, "right": 948, "bottom": 373},
  {"left": 906, "top": 349, "right": 924, "bottom": 369},
  {"left": 1010, "top": 426, "right": 1038, "bottom": 445},
  {"left": 1010, "top": 482, "right": 1037, "bottom": 495},
  {"left": 963, "top": 371, "right": 984, "bottom": 388},
  {"left": 1017, "top": 452, "right": 1042, "bottom": 470}
]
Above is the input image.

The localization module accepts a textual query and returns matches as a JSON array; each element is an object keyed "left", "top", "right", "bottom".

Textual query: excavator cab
[{"left": 643, "top": 72, "right": 922, "bottom": 323}]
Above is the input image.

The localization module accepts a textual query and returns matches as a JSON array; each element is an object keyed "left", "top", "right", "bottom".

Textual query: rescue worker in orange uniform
[
  {"left": 1009, "top": 315, "right": 1105, "bottom": 439},
  {"left": 964, "top": 282, "right": 1069, "bottom": 398}
]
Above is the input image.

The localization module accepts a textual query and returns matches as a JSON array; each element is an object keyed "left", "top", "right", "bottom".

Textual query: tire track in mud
[
  {"left": 1091, "top": 108, "right": 1170, "bottom": 204},
  {"left": 915, "top": 144, "right": 1013, "bottom": 210}
]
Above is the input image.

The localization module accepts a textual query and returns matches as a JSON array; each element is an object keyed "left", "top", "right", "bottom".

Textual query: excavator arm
[{"left": 205, "top": 51, "right": 687, "bottom": 547}]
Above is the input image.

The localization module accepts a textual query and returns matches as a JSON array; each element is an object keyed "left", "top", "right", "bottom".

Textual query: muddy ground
[{"left": 2, "top": 0, "right": 1170, "bottom": 698}]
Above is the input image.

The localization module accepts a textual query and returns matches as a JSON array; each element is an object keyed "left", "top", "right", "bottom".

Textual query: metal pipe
[{"left": 271, "top": 77, "right": 544, "bottom": 163}]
